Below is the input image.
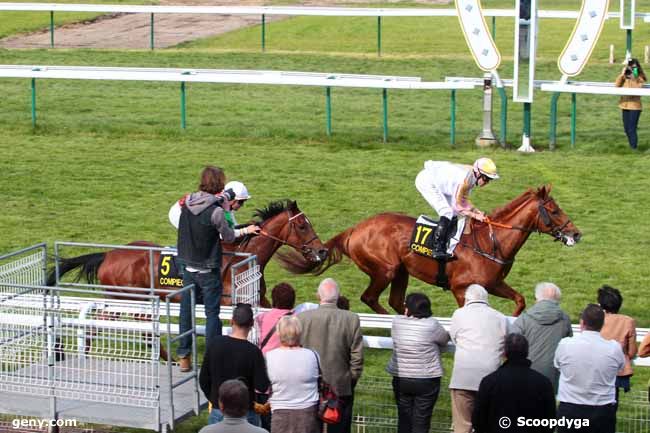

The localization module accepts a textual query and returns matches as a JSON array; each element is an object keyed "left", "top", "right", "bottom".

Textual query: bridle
[
  {"left": 462, "top": 197, "right": 573, "bottom": 265},
  {"left": 258, "top": 210, "right": 320, "bottom": 256}
]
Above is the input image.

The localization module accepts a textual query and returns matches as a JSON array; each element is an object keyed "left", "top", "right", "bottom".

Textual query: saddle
[{"left": 409, "top": 215, "right": 458, "bottom": 291}]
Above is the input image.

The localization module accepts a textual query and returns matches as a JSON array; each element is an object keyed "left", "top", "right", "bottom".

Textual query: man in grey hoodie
[
  {"left": 176, "top": 166, "right": 260, "bottom": 372},
  {"left": 512, "top": 282, "right": 572, "bottom": 392}
]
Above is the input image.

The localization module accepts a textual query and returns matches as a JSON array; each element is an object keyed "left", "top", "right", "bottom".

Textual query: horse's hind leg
[
  {"left": 491, "top": 281, "right": 526, "bottom": 317},
  {"left": 388, "top": 266, "right": 409, "bottom": 314},
  {"left": 360, "top": 273, "right": 392, "bottom": 315}
]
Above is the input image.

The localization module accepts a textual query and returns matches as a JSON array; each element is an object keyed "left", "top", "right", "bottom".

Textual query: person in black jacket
[
  {"left": 200, "top": 303, "right": 270, "bottom": 426},
  {"left": 472, "top": 333, "right": 556, "bottom": 433}
]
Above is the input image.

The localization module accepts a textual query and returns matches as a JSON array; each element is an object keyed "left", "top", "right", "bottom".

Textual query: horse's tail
[
  {"left": 276, "top": 227, "right": 353, "bottom": 275},
  {"left": 46, "top": 253, "right": 105, "bottom": 286}
]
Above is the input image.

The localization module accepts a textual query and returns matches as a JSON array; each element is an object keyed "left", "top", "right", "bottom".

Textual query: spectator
[
  {"left": 512, "top": 282, "right": 572, "bottom": 392},
  {"left": 337, "top": 295, "right": 350, "bottom": 311},
  {"left": 298, "top": 278, "right": 364, "bottom": 433},
  {"left": 472, "top": 333, "right": 556, "bottom": 433},
  {"left": 256, "top": 282, "right": 296, "bottom": 355},
  {"left": 198, "top": 380, "right": 267, "bottom": 433},
  {"left": 200, "top": 303, "right": 270, "bottom": 426},
  {"left": 598, "top": 285, "right": 637, "bottom": 405},
  {"left": 386, "top": 293, "right": 450, "bottom": 433},
  {"left": 554, "top": 304, "right": 625, "bottom": 433},
  {"left": 615, "top": 58, "right": 646, "bottom": 150},
  {"left": 176, "top": 166, "right": 259, "bottom": 372},
  {"left": 639, "top": 332, "right": 650, "bottom": 358},
  {"left": 449, "top": 284, "right": 509, "bottom": 433},
  {"left": 266, "top": 316, "right": 320, "bottom": 433}
]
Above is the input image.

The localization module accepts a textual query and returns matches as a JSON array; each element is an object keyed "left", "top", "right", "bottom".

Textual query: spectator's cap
[{"left": 232, "top": 303, "right": 254, "bottom": 328}]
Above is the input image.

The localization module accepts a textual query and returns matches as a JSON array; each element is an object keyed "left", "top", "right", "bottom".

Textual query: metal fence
[
  {"left": 352, "top": 375, "right": 650, "bottom": 433},
  {"left": 0, "top": 244, "right": 46, "bottom": 287}
]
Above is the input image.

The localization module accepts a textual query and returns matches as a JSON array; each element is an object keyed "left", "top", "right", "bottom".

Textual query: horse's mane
[
  {"left": 253, "top": 200, "right": 296, "bottom": 223},
  {"left": 489, "top": 186, "right": 550, "bottom": 220}
]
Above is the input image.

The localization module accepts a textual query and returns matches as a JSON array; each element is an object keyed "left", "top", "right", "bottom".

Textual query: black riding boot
[{"left": 432, "top": 217, "right": 452, "bottom": 260}]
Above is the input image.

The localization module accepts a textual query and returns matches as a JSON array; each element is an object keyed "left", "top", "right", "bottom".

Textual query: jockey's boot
[{"left": 432, "top": 217, "right": 452, "bottom": 260}]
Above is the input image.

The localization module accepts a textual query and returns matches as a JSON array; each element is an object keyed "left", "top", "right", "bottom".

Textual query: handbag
[{"left": 310, "top": 350, "right": 341, "bottom": 424}]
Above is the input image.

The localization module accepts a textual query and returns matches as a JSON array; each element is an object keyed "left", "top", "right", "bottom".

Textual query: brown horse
[
  {"left": 279, "top": 186, "right": 581, "bottom": 316},
  {"left": 48, "top": 200, "right": 328, "bottom": 307}
]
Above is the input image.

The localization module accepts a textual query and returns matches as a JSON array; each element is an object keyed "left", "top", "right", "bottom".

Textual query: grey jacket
[
  {"left": 512, "top": 299, "right": 572, "bottom": 392},
  {"left": 298, "top": 304, "right": 364, "bottom": 396},
  {"left": 386, "top": 315, "right": 450, "bottom": 379},
  {"left": 198, "top": 416, "right": 267, "bottom": 433},
  {"left": 184, "top": 191, "right": 237, "bottom": 243}
]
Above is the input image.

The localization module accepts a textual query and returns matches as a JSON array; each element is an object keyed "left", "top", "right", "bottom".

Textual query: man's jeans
[
  {"left": 176, "top": 269, "right": 222, "bottom": 358},
  {"left": 208, "top": 408, "right": 260, "bottom": 426}
]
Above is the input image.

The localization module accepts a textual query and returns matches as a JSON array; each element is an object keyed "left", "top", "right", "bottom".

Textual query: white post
[
  {"left": 609, "top": 44, "right": 615, "bottom": 64},
  {"left": 475, "top": 72, "right": 498, "bottom": 147},
  {"left": 645, "top": 46, "right": 649, "bottom": 64}
]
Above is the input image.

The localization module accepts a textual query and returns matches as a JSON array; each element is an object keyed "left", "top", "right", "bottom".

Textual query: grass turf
[{"left": 1, "top": 2, "right": 650, "bottom": 431}]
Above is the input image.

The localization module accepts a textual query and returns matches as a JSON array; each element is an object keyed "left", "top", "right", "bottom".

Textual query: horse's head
[
  {"left": 534, "top": 185, "right": 582, "bottom": 246},
  {"left": 255, "top": 200, "right": 328, "bottom": 263}
]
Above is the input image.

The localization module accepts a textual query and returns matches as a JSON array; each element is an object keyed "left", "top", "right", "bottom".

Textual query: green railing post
[
  {"left": 180, "top": 82, "right": 187, "bottom": 130},
  {"left": 382, "top": 88, "right": 388, "bottom": 143},
  {"left": 150, "top": 13, "right": 154, "bottom": 50},
  {"left": 377, "top": 16, "right": 382, "bottom": 57},
  {"left": 626, "top": 29, "right": 632, "bottom": 58},
  {"left": 325, "top": 86, "right": 332, "bottom": 136},
  {"left": 31, "top": 78, "right": 36, "bottom": 128},
  {"left": 261, "top": 14, "right": 266, "bottom": 52},
  {"left": 49, "top": 11, "right": 54, "bottom": 48},
  {"left": 450, "top": 89, "right": 456, "bottom": 146},
  {"left": 549, "top": 92, "right": 560, "bottom": 150},
  {"left": 497, "top": 86, "right": 507, "bottom": 147},
  {"left": 570, "top": 93, "right": 577, "bottom": 148},
  {"left": 523, "top": 102, "right": 531, "bottom": 139},
  {"left": 491, "top": 16, "right": 496, "bottom": 40}
]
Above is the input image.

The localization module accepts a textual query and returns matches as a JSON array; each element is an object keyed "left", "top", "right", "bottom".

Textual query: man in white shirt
[{"left": 554, "top": 304, "right": 625, "bottom": 433}]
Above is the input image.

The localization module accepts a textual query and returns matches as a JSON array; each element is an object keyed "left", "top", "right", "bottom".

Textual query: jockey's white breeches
[{"left": 415, "top": 169, "right": 454, "bottom": 219}]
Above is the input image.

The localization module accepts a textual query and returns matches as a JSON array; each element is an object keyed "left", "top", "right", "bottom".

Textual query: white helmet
[{"left": 225, "top": 181, "right": 251, "bottom": 200}]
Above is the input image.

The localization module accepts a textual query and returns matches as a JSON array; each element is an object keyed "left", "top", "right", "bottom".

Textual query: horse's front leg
[{"left": 490, "top": 280, "right": 526, "bottom": 317}]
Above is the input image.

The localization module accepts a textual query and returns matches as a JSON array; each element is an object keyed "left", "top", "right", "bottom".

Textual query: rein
[
  {"left": 258, "top": 211, "right": 319, "bottom": 252},
  {"left": 460, "top": 198, "right": 573, "bottom": 265}
]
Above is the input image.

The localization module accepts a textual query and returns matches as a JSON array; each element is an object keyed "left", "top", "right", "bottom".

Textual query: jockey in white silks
[
  {"left": 415, "top": 158, "right": 499, "bottom": 259},
  {"left": 169, "top": 180, "right": 252, "bottom": 230}
]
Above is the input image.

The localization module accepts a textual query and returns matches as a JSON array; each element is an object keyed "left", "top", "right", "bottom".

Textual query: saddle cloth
[
  {"left": 158, "top": 250, "right": 184, "bottom": 288},
  {"left": 410, "top": 215, "right": 466, "bottom": 258}
]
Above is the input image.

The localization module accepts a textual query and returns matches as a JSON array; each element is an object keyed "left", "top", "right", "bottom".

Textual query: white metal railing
[{"left": 1, "top": 3, "right": 649, "bottom": 19}]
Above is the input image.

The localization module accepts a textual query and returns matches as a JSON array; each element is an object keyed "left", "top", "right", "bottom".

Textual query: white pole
[
  {"left": 609, "top": 44, "right": 615, "bottom": 64},
  {"left": 645, "top": 45, "right": 649, "bottom": 64}
]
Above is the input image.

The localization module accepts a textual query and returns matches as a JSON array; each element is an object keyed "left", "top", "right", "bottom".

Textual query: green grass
[{"left": 2, "top": 4, "right": 650, "bottom": 432}]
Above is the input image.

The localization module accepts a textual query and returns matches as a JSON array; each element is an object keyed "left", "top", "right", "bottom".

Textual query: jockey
[
  {"left": 223, "top": 180, "right": 251, "bottom": 227},
  {"left": 415, "top": 157, "right": 499, "bottom": 259},
  {"left": 168, "top": 180, "right": 252, "bottom": 231}
]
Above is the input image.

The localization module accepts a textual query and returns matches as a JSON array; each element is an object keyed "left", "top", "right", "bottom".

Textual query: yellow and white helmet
[
  {"left": 473, "top": 157, "right": 499, "bottom": 180},
  {"left": 225, "top": 181, "right": 251, "bottom": 200}
]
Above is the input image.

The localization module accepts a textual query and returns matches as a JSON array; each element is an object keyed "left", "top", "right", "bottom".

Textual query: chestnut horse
[
  {"left": 48, "top": 200, "right": 328, "bottom": 307},
  {"left": 279, "top": 186, "right": 581, "bottom": 316}
]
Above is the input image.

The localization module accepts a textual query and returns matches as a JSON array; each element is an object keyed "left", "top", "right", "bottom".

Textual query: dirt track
[{"left": 0, "top": 0, "right": 450, "bottom": 49}]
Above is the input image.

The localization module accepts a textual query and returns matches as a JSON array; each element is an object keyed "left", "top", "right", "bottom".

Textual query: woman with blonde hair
[{"left": 265, "top": 315, "right": 320, "bottom": 433}]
